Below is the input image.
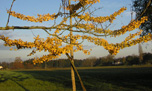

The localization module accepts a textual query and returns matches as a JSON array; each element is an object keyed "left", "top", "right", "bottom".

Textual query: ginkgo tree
[{"left": 0, "top": 0, "right": 152, "bottom": 91}]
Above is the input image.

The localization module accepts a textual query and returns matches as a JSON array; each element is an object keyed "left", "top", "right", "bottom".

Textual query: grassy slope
[{"left": 0, "top": 65, "right": 152, "bottom": 91}]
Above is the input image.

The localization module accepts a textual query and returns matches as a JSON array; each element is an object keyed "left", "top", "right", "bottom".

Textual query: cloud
[
  {"left": 124, "top": 11, "right": 136, "bottom": 17},
  {"left": 83, "top": 45, "right": 97, "bottom": 49},
  {"left": 0, "top": 31, "right": 14, "bottom": 37},
  {"left": 0, "top": 41, "right": 4, "bottom": 45},
  {"left": 0, "top": 44, "right": 17, "bottom": 50},
  {"left": 0, "top": 45, "right": 10, "bottom": 50}
]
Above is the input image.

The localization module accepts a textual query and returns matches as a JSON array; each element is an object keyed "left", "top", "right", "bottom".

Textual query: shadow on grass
[
  {"left": 0, "top": 72, "right": 30, "bottom": 91},
  {"left": 10, "top": 79, "right": 29, "bottom": 91},
  {"left": 16, "top": 70, "right": 73, "bottom": 89},
  {"left": 15, "top": 67, "right": 152, "bottom": 91}
]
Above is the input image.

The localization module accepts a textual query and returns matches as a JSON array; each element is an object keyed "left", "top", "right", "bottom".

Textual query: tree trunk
[
  {"left": 71, "top": 58, "right": 76, "bottom": 91},
  {"left": 69, "top": 0, "right": 76, "bottom": 91}
]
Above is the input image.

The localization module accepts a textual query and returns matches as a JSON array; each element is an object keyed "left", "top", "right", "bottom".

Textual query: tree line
[{"left": 1, "top": 52, "right": 152, "bottom": 70}]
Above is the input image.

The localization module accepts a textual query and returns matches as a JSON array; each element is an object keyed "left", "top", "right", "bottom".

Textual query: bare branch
[
  {"left": 30, "top": 30, "right": 36, "bottom": 37},
  {"left": 0, "top": 25, "right": 108, "bottom": 37},
  {"left": 6, "top": 0, "right": 16, "bottom": 27},
  {"left": 43, "top": 29, "right": 84, "bottom": 45},
  {"left": 0, "top": 26, "right": 65, "bottom": 30}
]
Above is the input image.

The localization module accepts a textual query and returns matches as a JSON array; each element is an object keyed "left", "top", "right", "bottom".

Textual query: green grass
[
  {"left": 0, "top": 71, "right": 72, "bottom": 91},
  {"left": 0, "top": 66, "right": 152, "bottom": 91}
]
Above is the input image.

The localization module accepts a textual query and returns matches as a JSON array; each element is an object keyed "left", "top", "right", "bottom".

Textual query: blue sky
[{"left": 0, "top": 0, "right": 152, "bottom": 62}]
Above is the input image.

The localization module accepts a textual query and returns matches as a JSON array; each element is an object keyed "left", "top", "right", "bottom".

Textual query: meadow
[{"left": 0, "top": 66, "right": 152, "bottom": 91}]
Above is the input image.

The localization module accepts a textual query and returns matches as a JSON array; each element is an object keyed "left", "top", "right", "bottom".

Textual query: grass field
[{"left": 0, "top": 66, "right": 152, "bottom": 91}]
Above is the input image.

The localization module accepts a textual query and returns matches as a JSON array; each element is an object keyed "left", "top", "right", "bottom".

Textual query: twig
[
  {"left": 6, "top": 0, "right": 15, "bottom": 27},
  {"left": 30, "top": 30, "right": 36, "bottom": 37}
]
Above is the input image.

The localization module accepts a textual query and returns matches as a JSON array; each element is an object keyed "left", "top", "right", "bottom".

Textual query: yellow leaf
[{"left": 10, "top": 48, "right": 13, "bottom": 50}]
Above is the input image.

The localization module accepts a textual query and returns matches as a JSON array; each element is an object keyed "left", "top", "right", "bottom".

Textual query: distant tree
[
  {"left": 138, "top": 43, "right": 143, "bottom": 63},
  {"left": 143, "top": 53, "right": 152, "bottom": 64},
  {"left": 57, "top": 59, "right": 69, "bottom": 67},
  {"left": 14, "top": 57, "right": 22, "bottom": 63},
  {"left": 126, "top": 55, "right": 139, "bottom": 65},
  {"left": 82, "top": 56, "right": 97, "bottom": 67},
  {"left": 97, "top": 54, "right": 114, "bottom": 66},
  {"left": 122, "top": 57, "right": 126, "bottom": 65},
  {"left": 106, "top": 54, "right": 114, "bottom": 62},
  {"left": 74, "top": 59, "right": 82, "bottom": 67},
  {"left": 0, "top": 62, "right": 9, "bottom": 69},
  {"left": 94, "top": 57, "right": 102, "bottom": 66},
  {"left": 47, "top": 61, "right": 54, "bottom": 68},
  {"left": 12, "top": 57, "right": 24, "bottom": 69},
  {"left": 103, "top": 54, "right": 115, "bottom": 66},
  {"left": 44, "top": 61, "right": 47, "bottom": 69},
  {"left": 23, "top": 58, "right": 34, "bottom": 69},
  {"left": 132, "top": 0, "right": 152, "bottom": 36},
  {"left": 26, "top": 63, "right": 34, "bottom": 69},
  {"left": 126, "top": 56, "right": 133, "bottom": 65},
  {"left": 99, "top": 57, "right": 107, "bottom": 66}
]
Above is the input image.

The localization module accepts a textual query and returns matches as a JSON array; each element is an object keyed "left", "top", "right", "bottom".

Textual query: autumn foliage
[
  {"left": 0, "top": 0, "right": 152, "bottom": 90},
  {"left": 1, "top": 5, "right": 151, "bottom": 63}
]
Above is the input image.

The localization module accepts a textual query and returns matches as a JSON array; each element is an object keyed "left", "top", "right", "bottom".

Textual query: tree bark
[
  {"left": 69, "top": 0, "right": 76, "bottom": 91},
  {"left": 66, "top": 53, "right": 86, "bottom": 91},
  {"left": 71, "top": 58, "right": 76, "bottom": 91}
]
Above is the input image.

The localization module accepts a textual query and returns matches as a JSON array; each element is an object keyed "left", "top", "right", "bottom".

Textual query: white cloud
[
  {"left": 124, "top": 11, "right": 136, "bottom": 18},
  {"left": 0, "top": 31, "right": 14, "bottom": 37},
  {"left": 0, "top": 41, "right": 4, "bottom": 45},
  {"left": 83, "top": 45, "right": 97, "bottom": 49}
]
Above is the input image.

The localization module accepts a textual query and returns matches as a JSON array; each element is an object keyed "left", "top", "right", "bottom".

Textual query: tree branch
[
  {"left": 6, "top": 0, "right": 15, "bottom": 27},
  {"left": 135, "top": 0, "right": 151, "bottom": 20},
  {"left": 0, "top": 26, "right": 58, "bottom": 30}
]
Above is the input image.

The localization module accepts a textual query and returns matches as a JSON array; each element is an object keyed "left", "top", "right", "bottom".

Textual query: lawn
[{"left": 0, "top": 66, "right": 152, "bottom": 91}]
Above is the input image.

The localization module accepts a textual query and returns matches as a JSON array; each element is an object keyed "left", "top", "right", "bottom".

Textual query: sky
[{"left": 0, "top": 0, "right": 152, "bottom": 62}]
